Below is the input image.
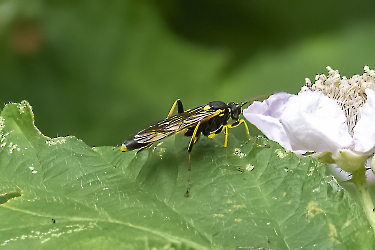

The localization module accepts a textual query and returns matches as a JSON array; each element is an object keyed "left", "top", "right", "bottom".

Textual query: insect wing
[{"left": 133, "top": 105, "right": 217, "bottom": 144}]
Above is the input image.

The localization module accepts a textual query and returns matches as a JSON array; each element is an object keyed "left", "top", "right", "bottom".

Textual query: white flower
[{"left": 244, "top": 66, "right": 375, "bottom": 172}]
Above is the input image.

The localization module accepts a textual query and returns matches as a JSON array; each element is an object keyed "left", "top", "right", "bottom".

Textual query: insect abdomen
[{"left": 121, "top": 139, "right": 148, "bottom": 152}]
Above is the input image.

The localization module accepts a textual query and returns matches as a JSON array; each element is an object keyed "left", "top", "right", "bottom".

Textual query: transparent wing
[{"left": 133, "top": 106, "right": 219, "bottom": 144}]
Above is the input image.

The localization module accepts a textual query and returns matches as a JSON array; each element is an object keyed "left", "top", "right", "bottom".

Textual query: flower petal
[
  {"left": 280, "top": 89, "right": 352, "bottom": 153},
  {"left": 243, "top": 93, "right": 293, "bottom": 151},
  {"left": 353, "top": 89, "right": 375, "bottom": 155}
]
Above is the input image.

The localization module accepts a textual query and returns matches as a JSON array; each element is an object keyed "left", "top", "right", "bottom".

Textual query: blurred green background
[{"left": 1, "top": 0, "right": 375, "bottom": 147}]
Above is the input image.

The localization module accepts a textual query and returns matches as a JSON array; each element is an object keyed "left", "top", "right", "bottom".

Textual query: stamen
[{"left": 305, "top": 66, "right": 375, "bottom": 136}]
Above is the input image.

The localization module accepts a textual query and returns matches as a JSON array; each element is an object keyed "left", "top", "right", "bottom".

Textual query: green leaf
[{"left": 0, "top": 101, "right": 374, "bottom": 249}]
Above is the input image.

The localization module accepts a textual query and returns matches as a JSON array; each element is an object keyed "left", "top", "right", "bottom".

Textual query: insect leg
[
  {"left": 220, "top": 119, "right": 250, "bottom": 147},
  {"left": 207, "top": 126, "right": 224, "bottom": 139},
  {"left": 231, "top": 119, "right": 269, "bottom": 148},
  {"left": 188, "top": 110, "right": 222, "bottom": 151},
  {"left": 208, "top": 125, "right": 225, "bottom": 138},
  {"left": 166, "top": 99, "right": 184, "bottom": 119},
  {"left": 224, "top": 125, "right": 229, "bottom": 147},
  {"left": 187, "top": 123, "right": 202, "bottom": 171},
  {"left": 227, "top": 119, "right": 250, "bottom": 135},
  {"left": 188, "top": 109, "right": 223, "bottom": 151},
  {"left": 188, "top": 127, "right": 201, "bottom": 152}
]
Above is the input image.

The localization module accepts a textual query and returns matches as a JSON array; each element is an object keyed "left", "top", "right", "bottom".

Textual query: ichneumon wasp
[{"left": 121, "top": 99, "right": 250, "bottom": 154}]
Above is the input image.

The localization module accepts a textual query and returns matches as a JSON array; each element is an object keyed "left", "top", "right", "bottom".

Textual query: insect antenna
[{"left": 241, "top": 94, "right": 269, "bottom": 108}]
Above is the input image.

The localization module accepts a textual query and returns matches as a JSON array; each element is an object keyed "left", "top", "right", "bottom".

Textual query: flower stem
[{"left": 352, "top": 168, "right": 375, "bottom": 235}]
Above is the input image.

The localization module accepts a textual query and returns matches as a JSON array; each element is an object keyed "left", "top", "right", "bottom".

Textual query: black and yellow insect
[{"left": 121, "top": 99, "right": 250, "bottom": 153}]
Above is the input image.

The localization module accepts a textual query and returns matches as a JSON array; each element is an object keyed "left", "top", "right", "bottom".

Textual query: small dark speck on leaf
[{"left": 184, "top": 188, "right": 190, "bottom": 198}]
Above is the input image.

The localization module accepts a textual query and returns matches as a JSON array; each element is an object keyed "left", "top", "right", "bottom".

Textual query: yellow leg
[
  {"left": 208, "top": 126, "right": 223, "bottom": 139},
  {"left": 188, "top": 154, "right": 191, "bottom": 171},
  {"left": 243, "top": 120, "right": 250, "bottom": 135},
  {"left": 209, "top": 124, "right": 229, "bottom": 147},
  {"left": 218, "top": 119, "right": 251, "bottom": 147},
  {"left": 188, "top": 119, "right": 202, "bottom": 152},
  {"left": 233, "top": 120, "right": 268, "bottom": 148},
  {"left": 226, "top": 119, "right": 250, "bottom": 135},
  {"left": 166, "top": 99, "right": 183, "bottom": 119},
  {"left": 208, "top": 133, "right": 218, "bottom": 139},
  {"left": 188, "top": 110, "right": 222, "bottom": 152},
  {"left": 224, "top": 125, "right": 229, "bottom": 147}
]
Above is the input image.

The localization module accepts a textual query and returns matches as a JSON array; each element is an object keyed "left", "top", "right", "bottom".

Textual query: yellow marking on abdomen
[{"left": 121, "top": 144, "right": 128, "bottom": 152}]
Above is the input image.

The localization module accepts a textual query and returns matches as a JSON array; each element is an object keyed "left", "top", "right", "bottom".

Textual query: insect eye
[{"left": 230, "top": 106, "right": 241, "bottom": 120}]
